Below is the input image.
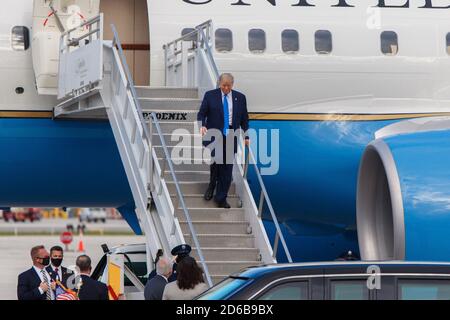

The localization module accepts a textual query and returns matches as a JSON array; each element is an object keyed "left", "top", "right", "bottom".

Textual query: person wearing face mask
[
  {"left": 46, "top": 246, "right": 74, "bottom": 290},
  {"left": 17, "top": 245, "right": 55, "bottom": 300}
]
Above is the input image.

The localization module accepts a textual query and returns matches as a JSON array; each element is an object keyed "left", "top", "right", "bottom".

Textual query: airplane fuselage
[{"left": 0, "top": 0, "right": 449, "bottom": 261}]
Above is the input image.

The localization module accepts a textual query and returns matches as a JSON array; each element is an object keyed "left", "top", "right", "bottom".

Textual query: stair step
[
  {"left": 140, "top": 98, "right": 201, "bottom": 110},
  {"left": 154, "top": 145, "right": 208, "bottom": 160},
  {"left": 176, "top": 208, "right": 245, "bottom": 222},
  {"left": 202, "top": 261, "right": 263, "bottom": 275},
  {"left": 165, "top": 171, "right": 212, "bottom": 182},
  {"left": 184, "top": 234, "right": 255, "bottom": 248},
  {"left": 174, "top": 194, "right": 242, "bottom": 209},
  {"left": 168, "top": 182, "right": 236, "bottom": 195},
  {"left": 192, "top": 248, "right": 261, "bottom": 262},
  {"left": 135, "top": 86, "right": 199, "bottom": 99},
  {"left": 179, "top": 221, "right": 250, "bottom": 234},
  {"left": 160, "top": 161, "right": 212, "bottom": 174},
  {"left": 156, "top": 122, "right": 198, "bottom": 134},
  {"left": 152, "top": 134, "right": 201, "bottom": 147}
]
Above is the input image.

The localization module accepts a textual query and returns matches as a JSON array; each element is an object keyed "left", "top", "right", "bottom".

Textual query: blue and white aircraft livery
[{"left": 1, "top": 0, "right": 450, "bottom": 262}]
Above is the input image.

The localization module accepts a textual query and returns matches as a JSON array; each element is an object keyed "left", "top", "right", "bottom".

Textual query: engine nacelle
[{"left": 357, "top": 128, "right": 450, "bottom": 261}]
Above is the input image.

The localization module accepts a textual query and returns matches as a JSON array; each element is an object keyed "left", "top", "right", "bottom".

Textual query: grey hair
[
  {"left": 156, "top": 257, "right": 172, "bottom": 276},
  {"left": 219, "top": 73, "right": 234, "bottom": 84}
]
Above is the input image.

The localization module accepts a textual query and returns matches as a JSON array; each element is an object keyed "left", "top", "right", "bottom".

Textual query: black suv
[{"left": 196, "top": 261, "right": 450, "bottom": 300}]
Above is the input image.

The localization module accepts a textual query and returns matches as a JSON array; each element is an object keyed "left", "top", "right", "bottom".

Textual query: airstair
[{"left": 53, "top": 15, "right": 292, "bottom": 287}]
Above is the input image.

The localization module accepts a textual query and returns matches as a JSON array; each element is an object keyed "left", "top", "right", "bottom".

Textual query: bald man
[
  {"left": 197, "top": 73, "right": 250, "bottom": 208},
  {"left": 144, "top": 258, "right": 173, "bottom": 300}
]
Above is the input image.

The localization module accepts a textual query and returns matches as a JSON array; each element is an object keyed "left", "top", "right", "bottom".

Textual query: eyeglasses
[{"left": 36, "top": 256, "right": 49, "bottom": 260}]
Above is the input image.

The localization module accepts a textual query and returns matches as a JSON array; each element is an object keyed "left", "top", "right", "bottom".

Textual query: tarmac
[
  {"left": 0, "top": 233, "right": 145, "bottom": 300},
  {"left": 0, "top": 218, "right": 133, "bottom": 235}
]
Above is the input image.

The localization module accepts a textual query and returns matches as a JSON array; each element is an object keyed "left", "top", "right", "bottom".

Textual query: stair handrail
[
  {"left": 111, "top": 25, "right": 213, "bottom": 288},
  {"left": 163, "top": 19, "right": 291, "bottom": 264},
  {"left": 111, "top": 25, "right": 151, "bottom": 145},
  {"left": 164, "top": 20, "right": 220, "bottom": 92},
  {"left": 243, "top": 144, "right": 293, "bottom": 263}
]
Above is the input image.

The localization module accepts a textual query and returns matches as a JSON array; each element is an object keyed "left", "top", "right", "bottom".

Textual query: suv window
[
  {"left": 197, "top": 277, "right": 250, "bottom": 300},
  {"left": 398, "top": 279, "right": 450, "bottom": 300},
  {"left": 330, "top": 280, "right": 369, "bottom": 300},
  {"left": 257, "top": 281, "right": 309, "bottom": 300}
]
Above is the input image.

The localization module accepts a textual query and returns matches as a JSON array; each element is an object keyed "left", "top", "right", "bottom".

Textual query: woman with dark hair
[{"left": 162, "top": 256, "right": 208, "bottom": 300}]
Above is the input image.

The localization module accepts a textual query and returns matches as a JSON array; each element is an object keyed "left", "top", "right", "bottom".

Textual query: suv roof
[{"left": 235, "top": 261, "right": 450, "bottom": 279}]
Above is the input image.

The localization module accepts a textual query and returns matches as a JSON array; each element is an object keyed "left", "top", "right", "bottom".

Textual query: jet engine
[{"left": 357, "top": 119, "right": 450, "bottom": 261}]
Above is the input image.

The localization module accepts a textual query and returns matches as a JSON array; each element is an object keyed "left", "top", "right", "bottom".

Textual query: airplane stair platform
[{"left": 53, "top": 15, "right": 292, "bottom": 287}]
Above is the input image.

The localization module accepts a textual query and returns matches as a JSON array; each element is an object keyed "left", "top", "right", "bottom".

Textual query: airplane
[{"left": 1, "top": 0, "right": 450, "bottom": 264}]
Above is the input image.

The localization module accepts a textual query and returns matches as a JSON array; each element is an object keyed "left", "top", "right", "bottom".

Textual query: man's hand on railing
[{"left": 200, "top": 127, "right": 208, "bottom": 136}]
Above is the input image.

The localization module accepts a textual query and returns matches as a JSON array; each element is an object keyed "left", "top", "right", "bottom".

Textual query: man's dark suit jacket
[
  {"left": 46, "top": 265, "right": 73, "bottom": 288},
  {"left": 197, "top": 88, "right": 249, "bottom": 152},
  {"left": 77, "top": 275, "right": 109, "bottom": 300},
  {"left": 17, "top": 268, "right": 46, "bottom": 300},
  {"left": 147, "top": 264, "right": 177, "bottom": 283},
  {"left": 144, "top": 274, "right": 168, "bottom": 300}
]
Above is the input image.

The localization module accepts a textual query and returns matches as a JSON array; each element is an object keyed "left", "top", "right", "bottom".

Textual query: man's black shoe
[
  {"left": 204, "top": 185, "right": 215, "bottom": 201},
  {"left": 217, "top": 201, "right": 231, "bottom": 209}
]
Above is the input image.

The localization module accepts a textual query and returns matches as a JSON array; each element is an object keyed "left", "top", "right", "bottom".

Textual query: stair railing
[
  {"left": 242, "top": 143, "right": 293, "bottom": 263},
  {"left": 163, "top": 19, "right": 292, "bottom": 264},
  {"left": 112, "top": 25, "right": 213, "bottom": 287},
  {"left": 164, "top": 20, "right": 219, "bottom": 96}
]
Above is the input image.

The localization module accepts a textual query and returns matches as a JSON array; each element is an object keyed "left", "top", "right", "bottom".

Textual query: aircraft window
[
  {"left": 330, "top": 280, "right": 369, "bottom": 300},
  {"left": 248, "top": 29, "right": 266, "bottom": 53},
  {"left": 11, "top": 26, "right": 30, "bottom": 51},
  {"left": 446, "top": 33, "right": 450, "bottom": 55},
  {"left": 381, "top": 31, "right": 398, "bottom": 56},
  {"left": 215, "top": 28, "right": 233, "bottom": 52},
  {"left": 398, "top": 280, "right": 450, "bottom": 300},
  {"left": 282, "top": 29, "right": 299, "bottom": 53},
  {"left": 315, "top": 30, "right": 332, "bottom": 54},
  {"left": 181, "top": 28, "right": 196, "bottom": 41},
  {"left": 257, "top": 281, "right": 309, "bottom": 300}
]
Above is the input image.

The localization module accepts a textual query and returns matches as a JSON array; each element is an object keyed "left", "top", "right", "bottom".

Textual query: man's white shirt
[
  {"left": 33, "top": 266, "right": 55, "bottom": 300},
  {"left": 221, "top": 90, "right": 233, "bottom": 126}
]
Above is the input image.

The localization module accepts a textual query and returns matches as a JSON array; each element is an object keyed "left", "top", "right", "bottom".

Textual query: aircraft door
[{"left": 100, "top": 0, "right": 150, "bottom": 86}]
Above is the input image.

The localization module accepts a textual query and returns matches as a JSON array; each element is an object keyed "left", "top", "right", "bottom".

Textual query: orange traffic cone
[{"left": 77, "top": 230, "right": 85, "bottom": 252}]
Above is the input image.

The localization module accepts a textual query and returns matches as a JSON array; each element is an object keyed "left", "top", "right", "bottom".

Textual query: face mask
[
  {"left": 41, "top": 257, "right": 50, "bottom": 266},
  {"left": 51, "top": 258, "right": 63, "bottom": 267}
]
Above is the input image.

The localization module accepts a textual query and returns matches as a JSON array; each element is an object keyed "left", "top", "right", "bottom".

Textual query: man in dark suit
[
  {"left": 46, "top": 246, "right": 74, "bottom": 291},
  {"left": 17, "top": 245, "right": 55, "bottom": 300},
  {"left": 197, "top": 73, "right": 250, "bottom": 208},
  {"left": 75, "top": 255, "right": 109, "bottom": 300},
  {"left": 144, "top": 257, "right": 173, "bottom": 300}
]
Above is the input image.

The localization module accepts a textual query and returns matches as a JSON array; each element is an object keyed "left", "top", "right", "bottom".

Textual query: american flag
[
  {"left": 55, "top": 282, "right": 78, "bottom": 301},
  {"left": 56, "top": 292, "right": 77, "bottom": 300}
]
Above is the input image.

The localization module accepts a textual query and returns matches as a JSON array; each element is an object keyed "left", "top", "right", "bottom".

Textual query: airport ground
[
  {"left": 0, "top": 218, "right": 144, "bottom": 300},
  {"left": 0, "top": 218, "right": 133, "bottom": 235}
]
